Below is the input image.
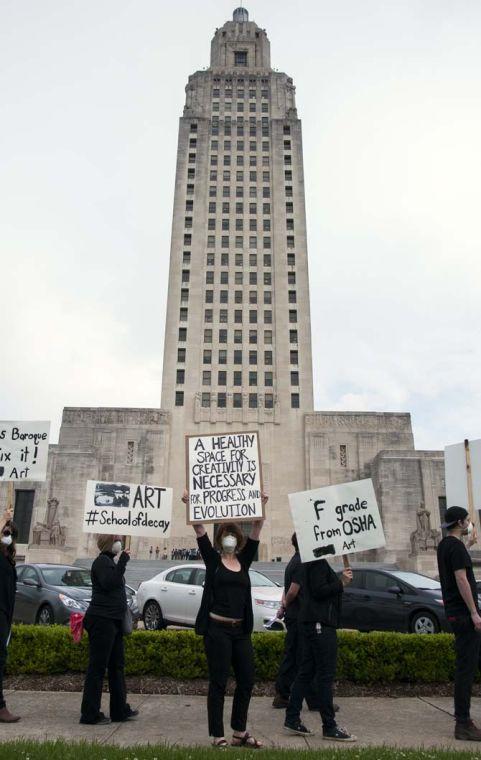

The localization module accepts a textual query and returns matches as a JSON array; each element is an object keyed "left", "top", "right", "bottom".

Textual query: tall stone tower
[{"left": 161, "top": 7, "right": 314, "bottom": 558}]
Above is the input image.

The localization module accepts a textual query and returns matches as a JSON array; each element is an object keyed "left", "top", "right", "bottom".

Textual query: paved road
[{"left": 1, "top": 691, "right": 478, "bottom": 749}]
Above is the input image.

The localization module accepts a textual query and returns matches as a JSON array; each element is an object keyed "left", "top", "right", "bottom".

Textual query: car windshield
[
  {"left": 249, "top": 570, "right": 277, "bottom": 587},
  {"left": 391, "top": 571, "right": 441, "bottom": 590},
  {"left": 41, "top": 567, "right": 92, "bottom": 588}
]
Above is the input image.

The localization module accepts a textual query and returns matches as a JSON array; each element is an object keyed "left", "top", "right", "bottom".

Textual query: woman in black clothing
[
  {"left": 80, "top": 534, "right": 138, "bottom": 725},
  {"left": 0, "top": 509, "right": 20, "bottom": 723},
  {"left": 183, "top": 491, "right": 267, "bottom": 748}
]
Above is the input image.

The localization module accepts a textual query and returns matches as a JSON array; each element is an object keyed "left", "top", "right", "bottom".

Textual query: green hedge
[{"left": 7, "top": 625, "right": 456, "bottom": 683}]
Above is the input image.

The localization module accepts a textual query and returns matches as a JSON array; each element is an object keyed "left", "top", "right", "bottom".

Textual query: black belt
[{"left": 210, "top": 616, "right": 242, "bottom": 628}]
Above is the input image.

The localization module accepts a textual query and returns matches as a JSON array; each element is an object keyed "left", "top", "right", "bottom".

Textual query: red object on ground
[{"left": 70, "top": 613, "right": 85, "bottom": 643}]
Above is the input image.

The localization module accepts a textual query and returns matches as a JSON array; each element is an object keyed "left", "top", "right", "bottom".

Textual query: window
[
  {"left": 221, "top": 253, "right": 229, "bottom": 266},
  {"left": 207, "top": 235, "right": 215, "bottom": 248},
  {"left": 340, "top": 444, "right": 347, "bottom": 467},
  {"left": 209, "top": 185, "right": 216, "bottom": 197},
  {"left": 201, "top": 392, "right": 211, "bottom": 408},
  {"left": 184, "top": 234, "right": 191, "bottom": 246},
  {"left": 218, "top": 371, "right": 227, "bottom": 386},
  {"left": 291, "top": 371, "right": 299, "bottom": 386},
  {"left": 234, "top": 330, "right": 243, "bottom": 344},
  {"left": 287, "top": 253, "right": 295, "bottom": 266},
  {"left": 221, "top": 218, "right": 229, "bottom": 230},
  {"left": 264, "top": 272, "right": 271, "bottom": 285},
  {"left": 235, "top": 292, "right": 243, "bottom": 304},
  {"left": 203, "top": 349, "right": 212, "bottom": 364},
  {"left": 264, "top": 291, "right": 272, "bottom": 304},
  {"left": 235, "top": 50, "right": 248, "bottom": 66},
  {"left": 263, "top": 236, "right": 271, "bottom": 249},
  {"left": 177, "top": 347, "right": 186, "bottom": 362},
  {"left": 290, "top": 350, "right": 299, "bottom": 365},
  {"left": 289, "top": 310, "right": 297, "bottom": 323},
  {"left": 249, "top": 291, "right": 257, "bottom": 304},
  {"left": 178, "top": 327, "right": 187, "bottom": 341},
  {"left": 265, "top": 393, "right": 274, "bottom": 409},
  {"left": 263, "top": 219, "right": 271, "bottom": 231},
  {"left": 176, "top": 369, "right": 185, "bottom": 384},
  {"left": 220, "top": 271, "right": 229, "bottom": 284},
  {"left": 288, "top": 272, "right": 296, "bottom": 285},
  {"left": 223, "top": 186, "right": 230, "bottom": 197},
  {"left": 249, "top": 371, "right": 257, "bottom": 386},
  {"left": 204, "top": 309, "right": 213, "bottom": 322},
  {"left": 223, "top": 170, "right": 230, "bottom": 181},
  {"left": 249, "top": 329, "right": 257, "bottom": 344},
  {"left": 234, "top": 349, "right": 243, "bottom": 364},
  {"left": 263, "top": 254, "right": 271, "bottom": 267},
  {"left": 182, "top": 270, "right": 190, "bottom": 284},
  {"left": 289, "top": 329, "right": 298, "bottom": 343},
  {"left": 287, "top": 219, "right": 294, "bottom": 231},
  {"left": 180, "top": 288, "right": 189, "bottom": 302},
  {"left": 265, "top": 350, "right": 273, "bottom": 365},
  {"left": 249, "top": 186, "right": 257, "bottom": 198},
  {"left": 237, "top": 155, "right": 244, "bottom": 166},
  {"left": 217, "top": 392, "right": 226, "bottom": 408},
  {"left": 285, "top": 185, "right": 293, "bottom": 197},
  {"left": 249, "top": 102, "right": 256, "bottom": 113},
  {"left": 219, "top": 291, "right": 228, "bottom": 304},
  {"left": 219, "top": 309, "right": 228, "bottom": 323},
  {"left": 222, "top": 202, "right": 230, "bottom": 213},
  {"left": 235, "top": 271, "right": 243, "bottom": 285},
  {"left": 175, "top": 391, "right": 184, "bottom": 406},
  {"left": 264, "top": 309, "right": 272, "bottom": 323},
  {"left": 236, "top": 187, "right": 244, "bottom": 198},
  {"left": 291, "top": 393, "right": 300, "bottom": 409},
  {"left": 263, "top": 187, "right": 270, "bottom": 198},
  {"left": 265, "top": 371, "right": 273, "bottom": 387},
  {"left": 235, "top": 253, "right": 243, "bottom": 266},
  {"left": 249, "top": 310, "right": 257, "bottom": 324},
  {"left": 218, "top": 349, "right": 227, "bottom": 364},
  {"left": 262, "top": 171, "right": 270, "bottom": 182},
  {"left": 208, "top": 202, "right": 216, "bottom": 214},
  {"left": 237, "top": 102, "right": 244, "bottom": 112},
  {"left": 186, "top": 200, "right": 193, "bottom": 213},
  {"left": 234, "top": 309, "right": 243, "bottom": 323},
  {"left": 206, "top": 253, "right": 215, "bottom": 265},
  {"left": 202, "top": 371, "right": 211, "bottom": 386},
  {"left": 210, "top": 155, "right": 218, "bottom": 166},
  {"left": 284, "top": 125, "right": 291, "bottom": 135},
  {"left": 286, "top": 201, "right": 293, "bottom": 214},
  {"left": 236, "top": 218, "right": 244, "bottom": 231},
  {"left": 179, "top": 307, "right": 188, "bottom": 322},
  {"left": 206, "top": 271, "right": 214, "bottom": 285},
  {"left": 249, "top": 236, "right": 257, "bottom": 249},
  {"left": 190, "top": 123, "right": 198, "bottom": 132},
  {"left": 219, "top": 329, "right": 228, "bottom": 343},
  {"left": 249, "top": 393, "right": 258, "bottom": 409},
  {"left": 187, "top": 168, "right": 195, "bottom": 179},
  {"left": 233, "top": 393, "right": 243, "bottom": 408},
  {"left": 249, "top": 350, "right": 257, "bottom": 365},
  {"left": 287, "top": 236, "right": 295, "bottom": 248},
  {"left": 187, "top": 184, "right": 195, "bottom": 196},
  {"left": 205, "top": 290, "right": 213, "bottom": 303},
  {"left": 236, "top": 202, "right": 244, "bottom": 214},
  {"left": 235, "top": 236, "right": 243, "bottom": 248},
  {"left": 249, "top": 272, "right": 257, "bottom": 285},
  {"left": 249, "top": 253, "right": 257, "bottom": 266},
  {"left": 288, "top": 290, "right": 297, "bottom": 303},
  {"left": 364, "top": 572, "right": 399, "bottom": 592},
  {"left": 210, "top": 171, "right": 217, "bottom": 180},
  {"left": 221, "top": 236, "right": 229, "bottom": 248},
  {"left": 233, "top": 371, "right": 242, "bottom": 386},
  {"left": 204, "top": 328, "right": 212, "bottom": 343},
  {"left": 284, "top": 155, "right": 292, "bottom": 165},
  {"left": 262, "top": 141, "right": 269, "bottom": 151},
  {"left": 264, "top": 330, "right": 272, "bottom": 344}
]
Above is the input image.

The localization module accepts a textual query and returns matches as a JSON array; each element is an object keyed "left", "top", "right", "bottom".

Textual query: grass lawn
[{"left": 1, "top": 742, "right": 480, "bottom": 760}]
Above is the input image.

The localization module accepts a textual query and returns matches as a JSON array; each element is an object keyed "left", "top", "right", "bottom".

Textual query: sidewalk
[{"left": 2, "top": 691, "right": 480, "bottom": 749}]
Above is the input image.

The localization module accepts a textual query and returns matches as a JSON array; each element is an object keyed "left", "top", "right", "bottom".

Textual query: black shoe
[
  {"left": 284, "top": 721, "right": 315, "bottom": 736},
  {"left": 80, "top": 712, "right": 111, "bottom": 725},
  {"left": 272, "top": 693, "right": 289, "bottom": 709},
  {"left": 323, "top": 726, "right": 356, "bottom": 742},
  {"left": 455, "top": 720, "right": 481, "bottom": 741},
  {"left": 111, "top": 709, "right": 139, "bottom": 723}
]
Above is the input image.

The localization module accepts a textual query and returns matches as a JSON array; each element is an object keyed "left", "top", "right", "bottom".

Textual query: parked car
[
  {"left": 340, "top": 567, "right": 449, "bottom": 634},
  {"left": 137, "top": 563, "right": 283, "bottom": 632},
  {"left": 14, "top": 563, "right": 140, "bottom": 626}
]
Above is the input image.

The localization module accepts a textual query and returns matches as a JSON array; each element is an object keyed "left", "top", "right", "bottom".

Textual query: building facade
[{"left": 0, "top": 9, "right": 452, "bottom": 575}]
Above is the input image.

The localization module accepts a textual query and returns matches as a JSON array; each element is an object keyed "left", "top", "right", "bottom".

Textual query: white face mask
[
  {"left": 466, "top": 521, "right": 474, "bottom": 536},
  {"left": 1, "top": 535, "right": 12, "bottom": 547},
  {"left": 112, "top": 540, "right": 123, "bottom": 555},
  {"left": 221, "top": 535, "right": 237, "bottom": 553}
]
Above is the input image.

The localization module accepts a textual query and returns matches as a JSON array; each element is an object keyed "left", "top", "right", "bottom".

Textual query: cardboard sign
[
  {"left": 186, "top": 431, "right": 263, "bottom": 524},
  {"left": 82, "top": 480, "right": 172, "bottom": 537},
  {"left": 289, "top": 478, "right": 385, "bottom": 563},
  {"left": 0, "top": 421, "right": 50, "bottom": 481},
  {"left": 445, "top": 439, "right": 481, "bottom": 513}
]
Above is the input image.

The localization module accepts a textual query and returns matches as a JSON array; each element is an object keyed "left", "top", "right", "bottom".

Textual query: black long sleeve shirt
[
  {"left": 0, "top": 552, "right": 17, "bottom": 624},
  {"left": 86, "top": 550, "right": 129, "bottom": 620}
]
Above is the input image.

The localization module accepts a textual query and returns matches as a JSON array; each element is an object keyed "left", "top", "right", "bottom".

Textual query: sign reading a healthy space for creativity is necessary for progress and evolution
[
  {"left": 289, "top": 478, "right": 385, "bottom": 563},
  {"left": 82, "top": 480, "right": 173, "bottom": 537},
  {"left": 186, "top": 431, "right": 263, "bottom": 524},
  {"left": 0, "top": 421, "right": 50, "bottom": 481}
]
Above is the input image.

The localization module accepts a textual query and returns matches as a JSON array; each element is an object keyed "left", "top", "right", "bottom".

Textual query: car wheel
[
  {"left": 410, "top": 610, "right": 439, "bottom": 634},
  {"left": 36, "top": 604, "right": 55, "bottom": 626},
  {"left": 143, "top": 600, "right": 165, "bottom": 631}
]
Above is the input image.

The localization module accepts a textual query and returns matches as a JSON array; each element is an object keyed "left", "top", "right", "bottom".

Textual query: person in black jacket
[
  {"left": 80, "top": 534, "right": 138, "bottom": 725},
  {"left": 0, "top": 509, "right": 20, "bottom": 723},
  {"left": 182, "top": 490, "right": 267, "bottom": 749},
  {"left": 284, "top": 557, "right": 356, "bottom": 742}
]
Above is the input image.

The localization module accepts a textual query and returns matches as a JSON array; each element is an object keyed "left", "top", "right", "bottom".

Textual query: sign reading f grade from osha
[
  {"left": 186, "top": 431, "right": 263, "bottom": 524},
  {"left": 0, "top": 421, "right": 50, "bottom": 481},
  {"left": 289, "top": 478, "right": 385, "bottom": 563},
  {"left": 82, "top": 480, "right": 173, "bottom": 537}
]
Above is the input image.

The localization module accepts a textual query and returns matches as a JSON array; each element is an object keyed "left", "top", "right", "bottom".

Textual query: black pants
[
  {"left": 451, "top": 615, "right": 481, "bottom": 724},
  {"left": 80, "top": 614, "right": 129, "bottom": 722},
  {"left": 204, "top": 620, "right": 255, "bottom": 737},
  {"left": 275, "top": 617, "right": 319, "bottom": 707},
  {"left": 0, "top": 611, "right": 10, "bottom": 710},
  {"left": 286, "top": 621, "right": 337, "bottom": 731}
]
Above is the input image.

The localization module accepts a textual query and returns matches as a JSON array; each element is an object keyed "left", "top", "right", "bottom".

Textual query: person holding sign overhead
[
  {"left": 0, "top": 509, "right": 20, "bottom": 723},
  {"left": 80, "top": 534, "right": 138, "bottom": 725},
  {"left": 182, "top": 490, "right": 267, "bottom": 749}
]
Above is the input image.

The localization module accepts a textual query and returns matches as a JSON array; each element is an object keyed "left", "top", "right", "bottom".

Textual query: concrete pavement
[{"left": 2, "top": 691, "right": 481, "bottom": 750}]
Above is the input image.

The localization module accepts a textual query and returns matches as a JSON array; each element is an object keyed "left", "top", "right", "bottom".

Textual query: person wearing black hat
[{"left": 437, "top": 506, "right": 481, "bottom": 741}]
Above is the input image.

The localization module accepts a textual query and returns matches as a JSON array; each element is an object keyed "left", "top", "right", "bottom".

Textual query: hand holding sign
[{"left": 289, "top": 478, "right": 385, "bottom": 563}]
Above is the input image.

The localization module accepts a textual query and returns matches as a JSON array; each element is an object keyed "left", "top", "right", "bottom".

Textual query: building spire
[{"left": 233, "top": 6, "right": 249, "bottom": 23}]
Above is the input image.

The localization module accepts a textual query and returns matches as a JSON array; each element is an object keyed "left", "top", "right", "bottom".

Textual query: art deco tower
[{"left": 161, "top": 7, "right": 314, "bottom": 557}]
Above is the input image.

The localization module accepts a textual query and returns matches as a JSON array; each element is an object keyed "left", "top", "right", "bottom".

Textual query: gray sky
[{"left": 1, "top": 0, "right": 480, "bottom": 449}]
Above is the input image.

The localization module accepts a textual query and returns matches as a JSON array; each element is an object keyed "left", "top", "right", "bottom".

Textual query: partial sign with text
[
  {"left": 186, "top": 431, "right": 263, "bottom": 524},
  {"left": 289, "top": 478, "right": 385, "bottom": 563},
  {"left": 0, "top": 421, "right": 50, "bottom": 482},
  {"left": 82, "top": 480, "right": 172, "bottom": 537}
]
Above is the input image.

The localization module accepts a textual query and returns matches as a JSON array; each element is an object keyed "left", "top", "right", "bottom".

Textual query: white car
[{"left": 137, "top": 563, "right": 283, "bottom": 632}]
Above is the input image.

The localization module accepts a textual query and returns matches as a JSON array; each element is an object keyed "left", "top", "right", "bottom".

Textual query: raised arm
[
  {"left": 0, "top": 509, "right": 13, "bottom": 534},
  {"left": 250, "top": 493, "right": 268, "bottom": 540},
  {"left": 182, "top": 490, "right": 206, "bottom": 538}
]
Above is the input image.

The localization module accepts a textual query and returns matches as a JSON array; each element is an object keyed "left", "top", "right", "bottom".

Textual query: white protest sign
[
  {"left": 445, "top": 439, "right": 481, "bottom": 513},
  {"left": 0, "top": 421, "right": 50, "bottom": 481},
  {"left": 82, "top": 480, "right": 172, "bottom": 537},
  {"left": 289, "top": 478, "right": 385, "bottom": 563},
  {"left": 186, "top": 431, "right": 263, "bottom": 524}
]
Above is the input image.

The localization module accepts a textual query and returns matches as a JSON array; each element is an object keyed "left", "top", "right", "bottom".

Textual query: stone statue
[
  {"left": 31, "top": 497, "right": 67, "bottom": 547},
  {"left": 410, "top": 502, "right": 441, "bottom": 555}
]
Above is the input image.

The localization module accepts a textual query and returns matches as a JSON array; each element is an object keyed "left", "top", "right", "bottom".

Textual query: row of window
[
  {"left": 198, "top": 328, "right": 274, "bottom": 343},
  {"left": 189, "top": 202, "right": 294, "bottom": 215},
  {"left": 174, "top": 391, "right": 300, "bottom": 409},
  {"left": 212, "top": 88, "right": 269, "bottom": 99},
  {"left": 204, "top": 235, "right": 274, "bottom": 249},
  {"left": 197, "top": 370, "right": 298, "bottom": 386},
  {"left": 212, "top": 101, "right": 269, "bottom": 114},
  {"left": 205, "top": 185, "right": 294, "bottom": 199},
  {"left": 208, "top": 140, "right": 277, "bottom": 152},
  {"left": 204, "top": 271, "right": 280, "bottom": 284}
]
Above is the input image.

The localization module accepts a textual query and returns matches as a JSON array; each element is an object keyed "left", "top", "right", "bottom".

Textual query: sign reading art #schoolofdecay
[
  {"left": 289, "top": 478, "right": 385, "bottom": 563},
  {"left": 82, "top": 480, "right": 173, "bottom": 537},
  {"left": 186, "top": 432, "right": 263, "bottom": 524},
  {"left": 0, "top": 421, "right": 50, "bottom": 481}
]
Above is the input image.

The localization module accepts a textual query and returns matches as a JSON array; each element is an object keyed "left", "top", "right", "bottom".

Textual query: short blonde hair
[{"left": 97, "top": 534, "right": 116, "bottom": 553}]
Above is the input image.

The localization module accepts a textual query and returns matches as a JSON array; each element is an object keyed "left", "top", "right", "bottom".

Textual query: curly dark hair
[
  {"left": 214, "top": 522, "right": 246, "bottom": 553},
  {"left": 1, "top": 520, "right": 18, "bottom": 565}
]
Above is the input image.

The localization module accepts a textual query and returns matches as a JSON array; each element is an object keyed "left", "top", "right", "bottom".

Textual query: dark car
[
  {"left": 14, "top": 563, "right": 139, "bottom": 626},
  {"left": 340, "top": 567, "right": 448, "bottom": 634}
]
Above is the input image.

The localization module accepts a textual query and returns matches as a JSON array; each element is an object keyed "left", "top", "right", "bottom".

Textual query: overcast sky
[{"left": 1, "top": 0, "right": 480, "bottom": 450}]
